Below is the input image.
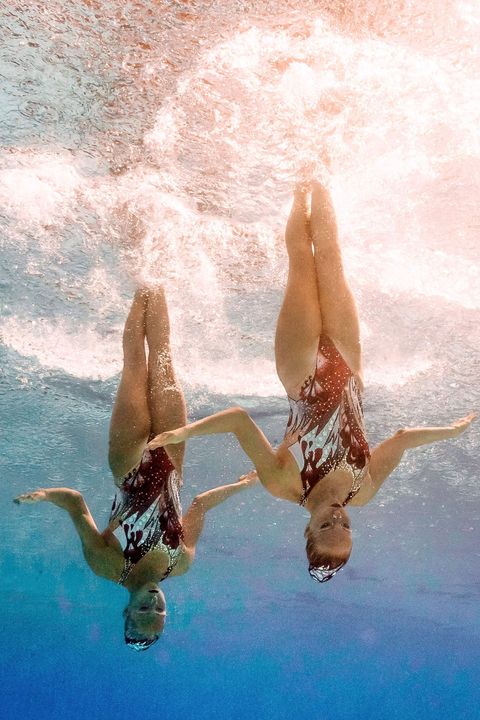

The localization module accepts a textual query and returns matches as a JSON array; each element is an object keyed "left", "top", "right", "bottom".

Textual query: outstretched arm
[
  {"left": 14, "top": 488, "right": 107, "bottom": 554},
  {"left": 181, "top": 471, "right": 259, "bottom": 550},
  {"left": 358, "top": 413, "right": 476, "bottom": 505},
  {"left": 148, "top": 407, "right": 283, "bottom": 481}
]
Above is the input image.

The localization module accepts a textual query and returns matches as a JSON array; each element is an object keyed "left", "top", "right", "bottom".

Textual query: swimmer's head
[
  {"left": 304, "top": 504, "right": 352, "bottom": 582},
  {"left": 123, "top": 584, "right": 167, "bottom": 650}
]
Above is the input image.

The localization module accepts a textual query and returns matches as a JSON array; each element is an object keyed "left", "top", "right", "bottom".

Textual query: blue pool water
[{"left": 1, "top": 1, "right": 479, "bottom": 718}]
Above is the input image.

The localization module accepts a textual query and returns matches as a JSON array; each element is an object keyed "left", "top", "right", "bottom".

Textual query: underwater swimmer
[
  {"left": 15, "top": 287, "right": 257, "bottom": 650},
  {"left": 147, "top": 180, "right": 476, "bottom": 583}
]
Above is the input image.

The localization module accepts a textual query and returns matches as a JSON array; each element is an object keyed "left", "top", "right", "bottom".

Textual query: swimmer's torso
[{"left": 270, "top": 335, "right": 371, "bottom": 505}]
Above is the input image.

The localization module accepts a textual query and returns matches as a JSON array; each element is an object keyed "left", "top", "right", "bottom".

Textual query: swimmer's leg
[
  {"left": 310, "top": 181, "right": 362, "bottom": 379},
  {"left": 274, "top": 184, "right": 322, "bottom": 397},
  {"left": 109, "top": 290, "right": 151, "bottom": 482},
  {"left": 145, "top": 287, "right": 187, "bottom": 476}
]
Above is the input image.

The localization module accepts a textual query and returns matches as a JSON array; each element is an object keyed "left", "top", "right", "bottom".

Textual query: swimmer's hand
[
  {"left": 450, "top": 412, "right": 477, "bottom": 438},
  {"left": 14, "top": 488, "right": 85, "bottom": 512},
  {"left": 238, "top": 470, "right": 259, "bottom": 487},
  {"left": 14, "top": 489, "right": 48, "bottom": 504},
  {"left": 148, "top": 427, "right": 189, "bottom": 449}
]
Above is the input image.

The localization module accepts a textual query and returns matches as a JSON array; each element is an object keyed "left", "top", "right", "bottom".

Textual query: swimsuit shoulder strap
[
  {"left": 159, "top": 544, "right": 183, "bottom": 582},
  {"left": 117, "top": 545, "right": 183, "bottom": 586},
  {"left": 342, "top": 465, "right": 368, "bottom": 506},
  {"left": 118, "top": 557, "right": 134, "bottom": 586}
]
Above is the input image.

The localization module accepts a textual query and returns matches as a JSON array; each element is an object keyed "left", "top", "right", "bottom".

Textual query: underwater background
[{"left": 1, "top": 1, "right": 479, "bottom": 718}]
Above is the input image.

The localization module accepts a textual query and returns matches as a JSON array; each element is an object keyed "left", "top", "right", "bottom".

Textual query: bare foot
[
  {"left": 293, "top": 181, "right": 311, "bottom": 217},
  {"left": 296, "top": 153, "right": 331, "bottom": 187},
  {"left": 311, "top": 179, "right": 335, "bottom": 215}
]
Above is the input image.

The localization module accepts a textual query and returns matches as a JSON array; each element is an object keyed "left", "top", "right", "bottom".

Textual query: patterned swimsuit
[
  {"left": 109, "top": 446, "right": 184, "bottom": 584},
  {"left": 284, "top": 336, "right": 370, "bottom": 505}
]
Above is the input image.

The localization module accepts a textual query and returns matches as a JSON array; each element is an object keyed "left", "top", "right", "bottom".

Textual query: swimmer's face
[
  {"left": 305, "top": 504, "right": 352, "bottom": 564},
  {"left": 124, "top": 585, "right": 167, "bottom": 645}
]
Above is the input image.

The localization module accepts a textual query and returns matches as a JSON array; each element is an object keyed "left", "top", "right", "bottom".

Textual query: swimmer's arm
[
  {"left": 14, "top": 488, "right": 108, "bottom": 554},
  {"left": 149, "top": 407, "right": 284, "bottom": 482},
  {"left": 181, "top": 471, "right": 259, "bottom": 550},
  {"left": 357, "top": 413, "right": 477, "bottom": 505}
]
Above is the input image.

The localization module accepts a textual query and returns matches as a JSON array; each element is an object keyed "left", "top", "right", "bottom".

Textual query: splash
[
  {"left": 0, "top": 153, "right": 84, "bottom": 249},
  {"left": 0, "top": 316, "right": 121, "bottom": 381},
  {"left": 1, "top": 1, "right": 478, "bottom": 396},
  {"left": 365, "top": 356, "right": 433, "bottom": 388}
]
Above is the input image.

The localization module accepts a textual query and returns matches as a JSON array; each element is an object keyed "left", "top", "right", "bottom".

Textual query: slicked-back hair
[{"left": 305, "top": 525, "right": 352, "bottom": 582}]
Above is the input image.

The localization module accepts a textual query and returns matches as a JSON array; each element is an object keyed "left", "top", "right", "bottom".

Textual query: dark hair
[
  {"left": 305, "top": 526, "right": 352, "bottom": 583},
  {"left": 125, "top": 633, "right": 160, "bottom": 651}
]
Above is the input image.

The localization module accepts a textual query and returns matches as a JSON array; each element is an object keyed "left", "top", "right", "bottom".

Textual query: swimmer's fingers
[
  {"left": 148, "top": 428, "right": 187, "bottom": 449},
  {"left": 147, "top": 434, "right": 168, "bottom": 450},
  {"left": 238, "top": 470, "right": 259, "bottom": 486},
  {"left": 14, "top": 489, "right": 48, "bottom": 504},
  {"left": 450, "top": 412, "right": 477, "bottom": 437}
]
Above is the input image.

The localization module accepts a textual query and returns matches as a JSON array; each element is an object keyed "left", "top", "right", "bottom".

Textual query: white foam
[
  {"left": 2, "top": 6, "right": 479, "bottom": 395},
  {"left": 177, "top": 353, "right": 284, "bottom": 398},
  {"left": 0, "top": 317, "right": 121, "bottom": 381},
  {"left": 343, "top": 237, "right": 480, "bottom": 311},
  {"left": 377, "top": 248, "right": 479, "bottom": 310},
  {"left": 82, "top": 266, "right": 124, "bottom": 315},
  {"left": 366, "top": 356, "right": 433, "bottom": 388},
  {"left": 0, "top": 153, "right": 83, "bottom": 245}
]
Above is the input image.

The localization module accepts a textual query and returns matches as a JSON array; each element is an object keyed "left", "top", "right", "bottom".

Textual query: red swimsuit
[
  {"left": 109, "top": 446, "right": 184, "bottom": 584},
  {"left": 284, "top": 336, "right": 370, "bottom": 505}
]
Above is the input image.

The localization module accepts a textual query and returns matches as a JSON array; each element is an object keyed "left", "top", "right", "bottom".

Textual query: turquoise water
[{"left": 1, "top": 1, "right": 479, "bottom": 718}]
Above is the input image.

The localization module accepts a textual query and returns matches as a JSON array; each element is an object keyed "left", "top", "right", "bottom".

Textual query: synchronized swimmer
[
  {"left": 15, "top": 180, "right": 475, "bottom": 652},
  {"left": 148, "top": 181, "right": 476, "bottom": 582},
  {"left": 15, "top": 288, "right": 257, "bottom": 650}
]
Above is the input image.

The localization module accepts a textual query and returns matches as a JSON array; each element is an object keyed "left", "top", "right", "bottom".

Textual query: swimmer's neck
[
  {"left": 122, "top": 552, "right": 173, "bottom": 591},
  {"left": 303, "top": 474, "right": 351, "bottom": 512}
]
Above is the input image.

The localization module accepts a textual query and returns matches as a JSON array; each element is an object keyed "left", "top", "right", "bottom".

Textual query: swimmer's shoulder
[
  {"left": 259, "top": 444, "right": 303, "bottom": 503},
  {"left": 170, "top": 547, "right": 194, "bottom": 576},
  {"left": 83, "top": 533, "right": 124, "bottom": 581},
  {"left": 347, "top": 469, "right": 374, "bottom": 506}
]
